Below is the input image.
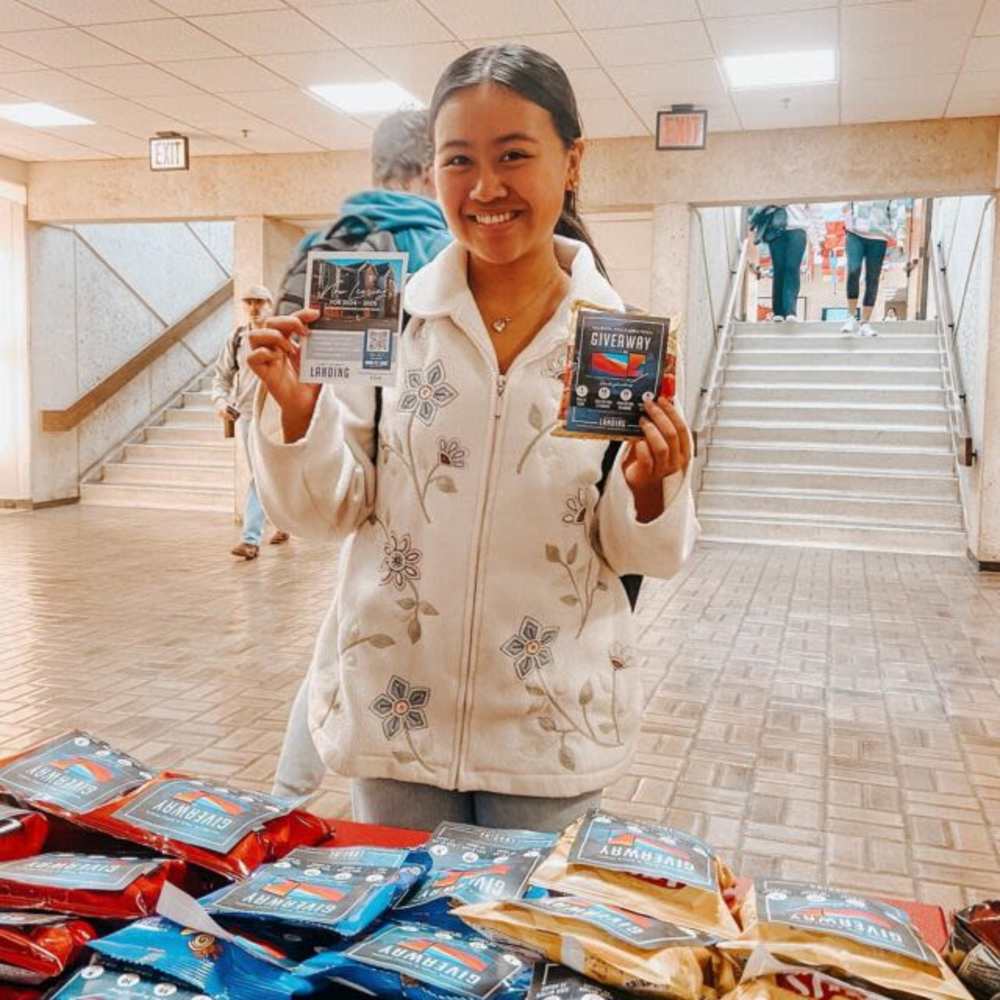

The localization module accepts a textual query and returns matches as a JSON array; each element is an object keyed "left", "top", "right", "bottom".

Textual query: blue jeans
[
  {"left": 238, "top": 419, "right": 265, "bottom": 545},
  {"left": 846, "top": 231, "right": 888, "bottom": 307},
  {"left": 768, "top": 228, "right": 807, "bottom": 318}
]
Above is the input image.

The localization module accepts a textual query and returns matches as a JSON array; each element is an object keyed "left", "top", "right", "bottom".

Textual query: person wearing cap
[{"left": 211, "top": 285, "right": 289, "bottom": 559}]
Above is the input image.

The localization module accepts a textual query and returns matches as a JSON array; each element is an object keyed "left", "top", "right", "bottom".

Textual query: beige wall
[
  {"left": 24, "top": 117, "right": 1000, "bottom": 225},
  {"left": 0, "top": 156, "right": 27, "bottom": 188}
]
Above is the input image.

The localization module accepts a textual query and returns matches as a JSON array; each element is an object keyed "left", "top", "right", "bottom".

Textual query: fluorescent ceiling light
[
  {"left": 309, "top": 81, "right": 423, "bottom": 115},
  {"left": 0, "top": 102, "right": 94, "bottom": 127},
  {"left": 723, "top": 49, "right": 836, "bottom": 90}
]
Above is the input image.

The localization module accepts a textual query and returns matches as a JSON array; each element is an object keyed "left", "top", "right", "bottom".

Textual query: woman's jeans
[
  {"left": 768, "top": 227, "right": 807, "bottom": 318},
  {"left": 846, "top": 231, "right": 888, "bottom": 308}
]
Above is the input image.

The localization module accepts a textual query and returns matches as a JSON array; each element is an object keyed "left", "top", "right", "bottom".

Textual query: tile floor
[{"left": 2, "top": 505, "right": 999, "bottom": 907}]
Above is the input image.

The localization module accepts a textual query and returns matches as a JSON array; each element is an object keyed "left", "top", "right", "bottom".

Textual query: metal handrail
[
  {"left": 691, "top": 236, "right": 750, "bottom": 456},
  {"left": 930, "top": 236, "right": 976, "bottom": 468}
]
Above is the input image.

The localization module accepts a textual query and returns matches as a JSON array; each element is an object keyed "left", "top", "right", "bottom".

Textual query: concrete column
[
  {"left": 649, "top": 202, "right": 692, "bottom": 400},
  {"left": 975, "top": 191, "right": 1000, "bottom": 566}
]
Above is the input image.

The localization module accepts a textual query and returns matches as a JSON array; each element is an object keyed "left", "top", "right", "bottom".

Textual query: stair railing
[
  {"left": 691, "top": 233, "right": 750, "bottom": 457},
  {"left": 930, "top": 199, "right": 989, "bottom": 468}
]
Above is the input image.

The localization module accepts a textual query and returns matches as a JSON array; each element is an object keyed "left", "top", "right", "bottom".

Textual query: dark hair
[
  {"left": 428, "top": 44, "right": 608, "bottom": 278},
  {"left": 372, "top": 109, "right": 434, "bottom": 187}
]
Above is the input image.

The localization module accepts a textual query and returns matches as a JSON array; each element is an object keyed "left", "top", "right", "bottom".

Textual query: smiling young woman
[{"left": 246, "top": 44, "right": 699, "bottom": 833}]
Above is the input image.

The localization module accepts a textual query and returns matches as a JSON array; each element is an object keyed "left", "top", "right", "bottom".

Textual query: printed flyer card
[
  {"left": 557, "top": 302, "right": 678, "bottom": 440},
  {"left": 300, "top": 250, "right": 408, "bottom": 386}
]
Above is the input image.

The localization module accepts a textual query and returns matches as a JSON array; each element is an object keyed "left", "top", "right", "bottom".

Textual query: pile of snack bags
[{"left": 0, "top": 730, "right": 986, "bottom": 1000}]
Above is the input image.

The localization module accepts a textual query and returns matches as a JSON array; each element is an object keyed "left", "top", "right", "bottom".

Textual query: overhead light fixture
[
  {"left": 722, "top": 49, "right": 836, "bottom": 90},
  {"left": 309, "top": 81, "right": 423, "bottom": 115},
  {"left": 0, "top": 102, "right": 94, "bottom": 127}
]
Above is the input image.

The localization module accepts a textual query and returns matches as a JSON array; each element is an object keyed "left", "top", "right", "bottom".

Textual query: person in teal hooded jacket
[{"left": 271, "top": 109, "right": 451, "bottom": 804}]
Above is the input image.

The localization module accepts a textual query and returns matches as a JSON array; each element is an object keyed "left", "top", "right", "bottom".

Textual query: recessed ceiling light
[
  {"left": 0, "top": 102, "right": 94, "bottom": 127},
  {"left": 722, "top": 50, "right": 836, "bottom": 90},
  {"left": 308, "top": 81, "right": 424, "bottom": 116}
]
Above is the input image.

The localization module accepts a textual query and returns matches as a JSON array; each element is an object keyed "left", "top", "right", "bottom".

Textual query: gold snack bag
[
  {"left": 456, "top": 893, "right": 736, "bottom": 1000},
  {"left": 530, "top": 810, "right": 740, "bottom": 937},
  {"left": 725, "top": 882, "right": 973, "bottom": 1000}
]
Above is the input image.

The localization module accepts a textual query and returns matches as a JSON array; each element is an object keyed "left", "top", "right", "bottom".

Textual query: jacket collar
[{"left": 404, "top": 236, "right": 623, "bottom": 326}]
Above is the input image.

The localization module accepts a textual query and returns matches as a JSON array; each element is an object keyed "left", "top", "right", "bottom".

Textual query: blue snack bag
[
  {"left": 201, "top": 845, "right": 429, "bottom": 940},
  {"left": 50, "top": 962, "right": 213, "bottom": 999},
  {"left": 88, "top": 915, "right": 314, "bottom": 998},
  {"left": 301, "top": 919, "right": 532, "bottom": 999},
  {"left": 397, "top": 823, "right": 554, "bottom": 931}
]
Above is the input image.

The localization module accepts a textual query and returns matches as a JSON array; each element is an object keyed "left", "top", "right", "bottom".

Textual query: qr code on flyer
[{"left": 367, "top": 328, "right": 390, "bottom": 353}]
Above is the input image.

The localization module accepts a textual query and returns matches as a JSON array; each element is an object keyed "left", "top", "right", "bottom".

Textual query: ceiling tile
[
  {"left": 608, "top": 59, "right": 728, "bottom": 101},
  {"left": 187, "top": 134, "right": 253, "bottom": 155},
  {"left": 23, "top": 0, "right": 165, "bottom": 24},
  {"left": 156, "top": 0, "right": 284, "bottom": 11},
  {"left": 419, "top": 0, "right": 569, "bottom": 38},
  {"left": 139, "top": 92, "right": 269, "bottom": 130},
  {"left": 0, "top": 46, "right": 47, "bottom": 72},
  {"left": 700, "top": 0, "right": 831, "bottom": 14},
  {"left": 629, "top": 94, "right": 738, "bottom": 130},
  {"left": 53, "top": 96, "right": 190, "bottom": 134},
  {"left": 192, "top": 10, "right": 341, "bottom": 55},
  {"left": 965, "top": 35, "right": 1000, "bottom": 72},
  {"left": 208, "top": 121, "right": 323, "bottom": 152},
  {"left": 0, "top": 128, "right": 108, "bottom": 157},
  {"left": 952, "top": 69, "right": 1000, "bottom": 98},
  {"left": 841, "top": 73, "right": 954, "bottom": 123},
  {"left": 706, "top": 7, "right": 838, "bottom": 56},
  {"left": 978, "top": 0, "right": 1000, "bottom": 35},
  {"left": 578, "top": 95, "right": 648, "bottom": 137},
  {"left": 732, "top": 82, "right": 839, "bottom": 129},
  {"left": 70, "top": 62, "right": 204, "bottom": 97},
  {"left": 558, "top": 0, "right": 699, "bottom": 30},
  {"left": 0, "top": 68, "right": 112, "bottom": 101},
  {"left": 358, "top": 41, "right": 464, "bottom": 102},
  {"left": 0, "top": 27, "right": 134, "bottom": 67},
  {"left": 219, "top": 87, "right": 373, "bottom": 148},
  {"left": 0, "top": 0, "right": 62, "bottom": 30},
  {"left": 840, "top": 38, "right": 966, "bottom": 79},
  {"left": 257, "top": 48, "right": 382, "bottom": 87},
  {"left": 464, "top": 33, "right": 597, "bottom": 69},
  {"left": 87, "top": 19, "right": 236, "bottom": 62},
  {"left": 945, "top": 93, "right": 1000, "bottom": 117},
  {"left": 842, "top": 1, "right": 978, "bottom": 50},
  {"left": 41, "top": 123, "right": 149, "bottom": 155},
  {"left": 583, "top": 21, "right": 713, "bottom": 66},
  {"left": 567, "top": 66, "right": 621, "bottom": 101},
  {"left": 308, "top": 1, "right": 453, "bottom": 46},
  {"left": 162, "top": 57, "right": 293, "bottom": 93}
]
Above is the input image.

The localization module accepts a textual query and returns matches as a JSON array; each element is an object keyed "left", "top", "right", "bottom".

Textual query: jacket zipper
[{"left": 449, "top": 370, "right": 506, "bottom": 789}]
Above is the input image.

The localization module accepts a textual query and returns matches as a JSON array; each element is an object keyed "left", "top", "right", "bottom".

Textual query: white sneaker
[
  {"left": 840, "top": 317, "right": 859, "bottom": 335},
  {"left": 784, "top": 315, "right": 799, "bottom": 323},
  {"left": 773, "top": 315, "right": 784, "bottom": 323},
  {"left": 858, "top": 322, "right": 877, "bottom": 338}
]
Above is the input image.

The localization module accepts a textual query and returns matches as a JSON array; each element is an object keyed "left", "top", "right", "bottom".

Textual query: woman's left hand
[{"left": 622, "top": 397, "right": 691, "bottom": 522}]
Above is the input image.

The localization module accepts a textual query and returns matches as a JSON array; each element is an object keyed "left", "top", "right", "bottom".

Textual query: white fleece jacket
[{"left": 250, "top": 236, "right": 699, "bottom": 796}]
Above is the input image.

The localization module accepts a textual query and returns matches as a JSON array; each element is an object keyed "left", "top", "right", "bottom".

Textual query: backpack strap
[{"left": 596, "top": 439, "right": 643, "bottom": 613}]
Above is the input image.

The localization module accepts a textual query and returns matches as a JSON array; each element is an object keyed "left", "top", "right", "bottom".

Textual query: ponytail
[{"left": 556, "top": 189, "right": 608, "bottom": 280}]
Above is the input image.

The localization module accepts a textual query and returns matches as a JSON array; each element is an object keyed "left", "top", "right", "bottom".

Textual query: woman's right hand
[{"left": 248, "top": 308, "right": 323, "bottom": 443}]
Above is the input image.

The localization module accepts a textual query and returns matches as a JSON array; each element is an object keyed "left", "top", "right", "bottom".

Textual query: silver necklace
[{"left": 488, "top": 274, "right": 564, "bottom": 335}]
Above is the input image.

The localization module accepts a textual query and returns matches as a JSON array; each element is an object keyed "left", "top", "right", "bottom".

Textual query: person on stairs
[
  {"left": 211, "top": 285, "right": 289, "bottom": 560},
  {"left": 840, "top": 200, "right": 905, "bottom": 338},
  {"left": 768, "top": 203, "right": 824, "bottom": 323}
]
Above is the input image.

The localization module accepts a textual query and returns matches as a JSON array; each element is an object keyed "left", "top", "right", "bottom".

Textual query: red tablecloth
[{"left": 324, "top": 820, "right": 952, "bottom": 952}]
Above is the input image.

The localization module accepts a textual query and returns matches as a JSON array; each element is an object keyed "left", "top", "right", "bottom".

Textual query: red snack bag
[
  {"left": 0, "top": 853, "right": 190, "bottom": 920},
  {"left": 0, "top": 809, "right": 47, "bottom": 863},
  {"left": 0, "top": 912, "right": 96, "bottom": 985},
  {"left": 78, "top": 774, "right": 330, "bottom": 879},
  {"left": 0, "top": 732, "right": 153, "bottom": 820}
]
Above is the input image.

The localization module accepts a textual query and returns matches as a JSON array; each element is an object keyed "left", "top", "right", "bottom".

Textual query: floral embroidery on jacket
[
  {"left": 545, "top": 490, "right": 607, "bottom": 637},
  {"left": 371, "top": 515, "right": 439, "bottom": 644},
  {"left": 370, "top": 675, "right": 432, "bottom": 772}
]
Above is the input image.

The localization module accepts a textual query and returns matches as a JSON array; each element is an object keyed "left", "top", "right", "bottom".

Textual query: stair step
[
  {"left": 705, "top": 443, "right": 955, "bottom": 474},
  {"left": 731, "top": 334, "right": 937, "bottom": 350},
  {"left": 711, "top": 421, "right": 951, "bottom": 449},
  {"left": 183, "top": 391, "right": 213, "bottom": 407},
  {"left": 164, "top": 406, "right": 219, "bottom": 426},
  {"left": 80, "top": 482, "right": 232, "bottom": 513},
  {"left": 698, "top": 513, "right": 966, "bottom": 557},
  {"left": 732, "top": 320, "right": 936, "bottom": 335},
  {"left": 728, "top": 350, "right": 940, "bottom": 369},
  {"left": 124, "top": 442, "right": 234, "bottom": 466},
  {"left": 102, "top": 461, "right": 232, "bottom": 488},
  {"left": 715, "top": 402, "right": 949, "bottom": 427},
  {"left": 719, "top": 384, "right": 947, "bottom": 405},
  {"left": 701, "top": 465, "right": 959, "bottom": 501},
  {"left": 725, "top": 366, "right": 942, "bottom": 386},
  {"left": 144, "top": 424, "right": 223, "bottom": 445},
  {"left": 698, "top": 489, "right": 963, "bottom": 527}
]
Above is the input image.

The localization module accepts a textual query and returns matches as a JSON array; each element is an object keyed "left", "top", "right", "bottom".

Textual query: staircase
[
  {"left": 80, "top": 373, "right": 235, "bottom": 513},
  {"left": 696, "top": 320, "right": 967, "bottom": 556}
]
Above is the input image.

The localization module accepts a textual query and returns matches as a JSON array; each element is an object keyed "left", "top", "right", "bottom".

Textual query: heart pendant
[{"left": 491, "top": 317, "right": 510, "bottom": 334}]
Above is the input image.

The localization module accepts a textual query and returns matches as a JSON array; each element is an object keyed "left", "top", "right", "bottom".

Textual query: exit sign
[
  {"left": 149, "top": 134, "right": 189, "bottom": 171},
  {"left": 656, "top": 108, "right": 708, "bottom": 150}
]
